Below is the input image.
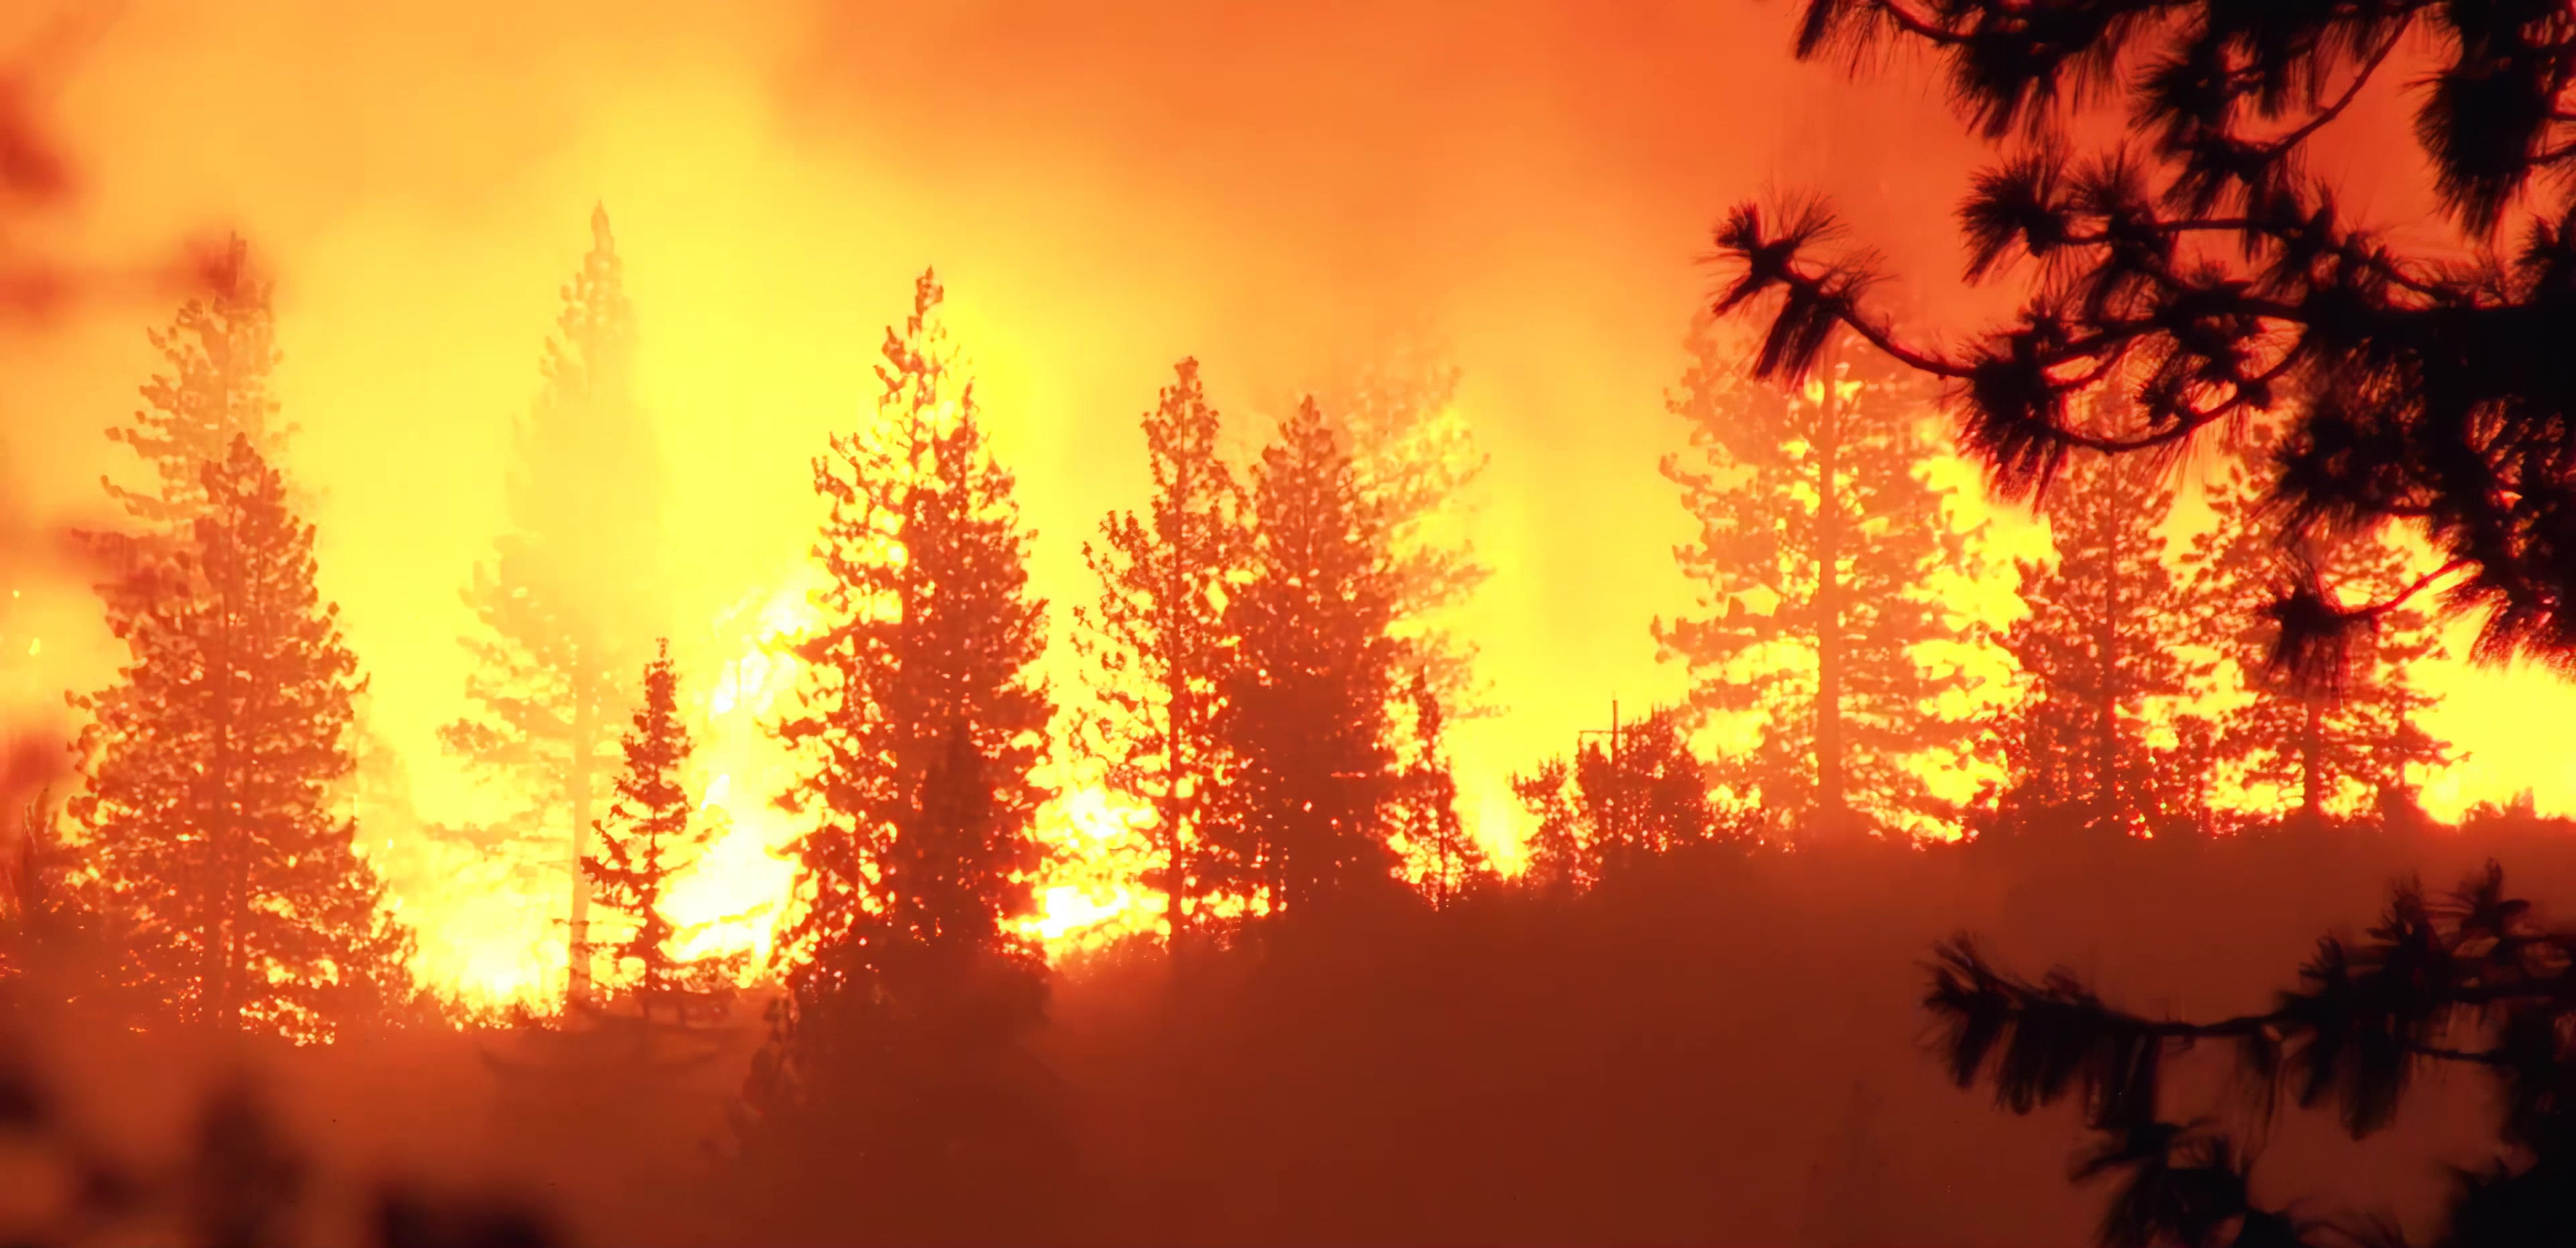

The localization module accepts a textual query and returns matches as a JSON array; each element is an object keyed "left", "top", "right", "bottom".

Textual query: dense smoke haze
[
  {"left": 9, "top": 1, "right": 2576, "bottom": 1244},
  {"left": 9, "top": 0, "right": 2569, "bottom": 982}
]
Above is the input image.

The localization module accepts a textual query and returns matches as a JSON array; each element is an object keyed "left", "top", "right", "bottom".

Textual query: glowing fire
[{"left": 602, "top": 570, "right": 1163, "bottom": 993}]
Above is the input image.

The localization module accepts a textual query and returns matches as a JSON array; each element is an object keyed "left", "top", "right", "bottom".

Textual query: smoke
[{"left": 4, "top": 0, "right": 2570, "bottom": 993}]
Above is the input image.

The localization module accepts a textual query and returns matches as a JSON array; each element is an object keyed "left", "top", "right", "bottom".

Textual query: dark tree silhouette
[
  {"left": 0, "top": 790, "right": 139, "bottom": 1022},
  {"left": 2180, "top": 422, "right": 2457, "bottom": 826},
  {"left": 1711, "top": 0, "right": 2576, "bottom": 678},
  {"left": 1987, "top": 441, "right": 2215, "bottom": 839},
  {"left": 1927, "top": 863, "right": 2576, "bottom": 1247},
  {"left": 583, "top": 641, "right": 738, "bottom": 1025},
  {"left": 1392, "top": 669, "right": 1489, "bottom": 909},
  {"left": 78, "top": 237, "right": 290, "bottom": 624},
  {"left": 1072, "top": 358, "right": 1249, "bottom": 947},
  {"left": 1311, "top": 338, "right": 1495, "bottom": 720},
  {"left": 68, "top": 438, "right": 412, "bottom": 1042},
  {"left": 1207, "top": 398, "right": 1403, "bottom": 917},
  {"left": 1512, "top": 757, "right": 1593, "bottom": 898},
  {"left": 1512, "top": 705, "right": 1739, "bottom": 890},
  {"left": 444, "top": 205, "right": 664, "bottom": 1008},
  {"left": 745, "top": 270, "right": 1065, "bottom": 1241},
  {"left": 767, "top": 268, "right": 1054, "bottom": 970},
  {"left": 1657, "top": 311, "right": 1976, "bottom": 840}
]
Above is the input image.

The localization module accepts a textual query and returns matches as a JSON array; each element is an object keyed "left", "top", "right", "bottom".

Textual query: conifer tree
[
  {"left": 69, "top": 437, "right": 411, "bottom": 1042},
  {"left": 1313, "top": 340, "right": 1494, "bottom": 719},
  {"left": 1511, "top": 758, "right": 1591, "bottom": 898},
  {"left": 1208, "top": 398, "right": 1403, "bottom": 917},
  {"left": 1990, "top": 445, "right": 2213, "bottom": 838},
  {"left": 1392, "top": 670, "right": 1488, "bottom": 909},
  {"left": 2180, "top": 424, "right": 2457, "bottom": 826},
  {"left": 80, "top": 237, "right": 291, "bottom": 619},
  {"left": 1072, "top": 358, "right": 1248, "bottom": 947},
  {"left": 584, "top": 641, "right": 736, "bottom": 1024},
  {"left": 1710, "top": 0, "right": 2576, "bottom": 674},
  {"left": 746, "top": 271, "right": 1065, "bottom": 1236},
  {"left": 443, "top": 205, "right": 664, "bottom": 1006},
  {"left": 770, "top": 269, "right": 1054, "bottom": 971},
  {"left": 1656, "top": 319, "right": 1972, "bottom": 839},
  {"left": 1511, "top": 705, "right": 1735, "bottom": 887},
  {"left": 1928, "top": 866, "right": 2576, "bottom": 1248},
  {"left": 0, "top": 790, "right": 140, "bottom": 1021}
]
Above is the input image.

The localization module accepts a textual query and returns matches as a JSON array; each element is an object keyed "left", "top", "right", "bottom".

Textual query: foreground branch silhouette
[
  {"left": 1929, "top": 862, "right": 2576, "bottom": 1246},
  {"left": 1715, "top": 0, "right": 2576, "bottom": 678}
]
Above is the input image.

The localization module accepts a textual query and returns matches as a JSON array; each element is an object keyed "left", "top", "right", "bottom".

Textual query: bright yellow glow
[{"left": 15, "top": 0, "right": 2576, "bottom": 1006}]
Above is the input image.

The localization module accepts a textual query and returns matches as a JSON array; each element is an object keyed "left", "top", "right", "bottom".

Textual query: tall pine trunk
[
  {"left": 2095, "top": 480, "right": 2123, "bottom": 832},
  {"left": 568, "top": 677, "right": 596, "bottom": 1008},
  {"left": 2300, "top": 696, "right": 2325, "bottom": 821},
  {"left": 221, "top": 850, "right": 248, "bottom": 1032},
  {"left": 1812, "top": 346, "right": 1847, "bottom": 835},
  {"left": 1163, "top": 531, "right": 1191, "bottom": 955},
  {"left": 214, "top": 541, "right": 244, "bottom": 1033}
]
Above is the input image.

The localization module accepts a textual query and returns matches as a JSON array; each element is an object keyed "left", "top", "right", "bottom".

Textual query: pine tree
[
  {"left": 0, "top": 789, "right": 141, "bottom": 1021},
  {"left": 747, "top": 270, "right": 1065, "bottom": 1239},
  {"left": 1208, "top": 398, "right": 1403, "bottom": 917},
  {"left": 1990, "top": 445, "right": 2213, "bottom": 839},
  {"left": 771, "top": 268, "right": 1054, "bottom": 970},
  {"left": 1312, "top": 339, "right": 1493, "bottom": 719},
  {"left": 1511, "top": 705, "right": 1735, "bottom": 887},
  {"left": 1711, "top": 0, "right": 2576, "bottom": 674},
  {"left": 443, "top": 205, "right": 664, "bottom": 1007},
  {"left": 1511, "top": 758, "right": 1591, "bottom": 898},
  {"left": 68, "top": 437, "right": 411, "bottom": 1042},
  {"left": 2180, "top": 423, "right": 2455, "bottom": 826},
  {"left": 1655, "top": 319, "right": 1972, "bottom": 839},
  {"left": 80, "top": 237, "right": 291, "bottom": 619},
  {"left": 1928, "top": 866, "right": 2576, "bottom": 1248},
  {"left": 1071, "top": 358, "right": 1248, "bottom": 947},
  {"left": 584, "top": 641, "right": 737, "bottom": 1024},
  {"left": 1392, "top": 670, "right": 1488, "bottom": 909}
]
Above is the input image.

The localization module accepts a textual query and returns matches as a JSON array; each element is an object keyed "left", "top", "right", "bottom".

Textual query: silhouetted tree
[
  {"left": 1207, "top": 398, "right": 1402, "bottom": 917},
  {"left": 1511, "top": 758, "right": 1592, "bottom": 897},
  {"left": 444, "top": 205, "right": 663, "bottom": 1007},
  {"left": 1313, "top": 337, "right": 1494, "bottom": 719},
  {"left": 746, "top": 270, "right": 1065, "bottom": 1240},
  {"left": 769, "top": 268, "right": 1054, "bottom": 970},
  {"left": 1713, "top": 0, "right": 2576, "bottom": 676},
  {"left": 584, "top": 641, "right": 737, "bottom": 1025},
  {"left": 1927, "top": 863, "right": 2576, "bottom": 1247},
  {"left": 1988, "top": 444, "right": 2214, "bottom": 839},
  {"left": 1657, "top": 314, "right": 1976, "bottom": 840},
  {"left": 0, "top": 790, "right": 140, "bottom": 1023},
  {"left": 1393, "top": 669, "right": 1489, "bottom": 909},
  {"left": 1513, "top": 706, "right": 1738, "bottom": 887},
  {"left": 78, "top": 237, "right": 290, "bottom": 623},
  {"left": 1072, "top": 358, "right": 1249, "bottom": 947},
  {"left": 2180, "top": 423, "right": 2457, "bottom": 827},
  {"left": 68, "top": 437, "right": 411, "bottom": 1042}
]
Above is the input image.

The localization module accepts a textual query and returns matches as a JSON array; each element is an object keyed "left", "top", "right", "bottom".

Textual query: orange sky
[{"left": 3, "top": 0, "right": 2571, "bottom": 994}]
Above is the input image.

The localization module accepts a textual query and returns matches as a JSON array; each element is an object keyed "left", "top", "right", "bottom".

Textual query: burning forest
[{"left": 6, "top": 0, "right": 2576, "bottom": 1245}]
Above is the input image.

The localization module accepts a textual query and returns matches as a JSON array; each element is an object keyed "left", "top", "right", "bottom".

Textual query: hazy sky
[{"left": 7, "top": 0, "right": 2571, "bottom": 988}]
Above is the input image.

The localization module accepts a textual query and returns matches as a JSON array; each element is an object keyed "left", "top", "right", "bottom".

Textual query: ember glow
[{"left": 5, "top": 0, "right": 2573, "bottom": 1015}]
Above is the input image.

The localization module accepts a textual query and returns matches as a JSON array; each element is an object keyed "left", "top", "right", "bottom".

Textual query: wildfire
[{"left": 527, "top": 568, "right": 1163, "bottom": 1000}]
